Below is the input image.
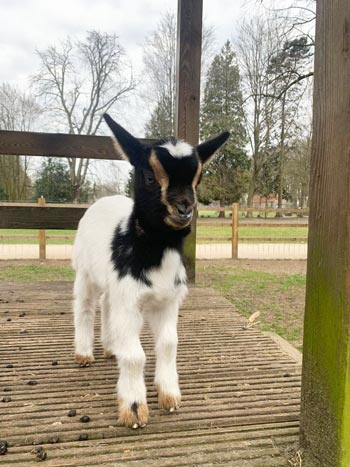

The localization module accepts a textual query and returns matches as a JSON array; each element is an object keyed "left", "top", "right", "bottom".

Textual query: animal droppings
[
  {"left": 48, "top": 437, "right": 59, "bottom": 444},
  {"left": 31, "top": 446, "right": 47, "bottom": 461},
  {"left": 80, "top": 415, "right": 90, "bottom": 423},
  {"left": 0, "top": 441, "right": 8, "bottom": 455}
]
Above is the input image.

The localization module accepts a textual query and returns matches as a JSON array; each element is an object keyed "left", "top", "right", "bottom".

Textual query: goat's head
[{"left": 104, "top": 114, "right": 229, "bottom": 231}]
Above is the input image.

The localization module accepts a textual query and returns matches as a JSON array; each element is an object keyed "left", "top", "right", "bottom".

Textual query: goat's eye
[{"left": 144, "top": 171, "right": 155, "bottom": 185}]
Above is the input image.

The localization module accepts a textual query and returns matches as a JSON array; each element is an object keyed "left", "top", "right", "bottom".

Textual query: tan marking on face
[
  {"left": 191, "top": 157, "right": 202, "bottom": 205},
  {"left": 149, "top": 151, "right": 173, "bottom": 214},
  {"left": 192, "top": 160, "right": 202, "bottom": 188},
  {"left": 110, "top": 136, "right": 129, "bottom": 162}
]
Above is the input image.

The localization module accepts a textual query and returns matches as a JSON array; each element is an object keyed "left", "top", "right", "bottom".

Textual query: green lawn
[
  {"left": 197, "top": 225, "right": 308, "bottom": 243},
  {"left": 0, "top": 229, "right": 76, "bottom": 244},
  {"left": 0, "top": 264, "right": 75, "bottom": 282},
  {"left": 0, "top": 224, "right": 308, "bottom": 245},
  {"left": 197, "top": 263, "right": 306, "bottom": 350}
]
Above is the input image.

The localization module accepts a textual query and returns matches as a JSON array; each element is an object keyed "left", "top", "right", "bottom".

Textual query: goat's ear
[
  {"left": 196, "top": 132, "right": 230, "bottom": 165},
  {"left": 103, "top": 113, "right": 145, "bottom": 166}
]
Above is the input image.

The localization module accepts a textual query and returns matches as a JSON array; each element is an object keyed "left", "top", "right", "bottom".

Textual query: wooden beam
[
  {"left": 300, "top": 1, "right": 350, "bottom": 465},
  {"left": 0, "top": 204, "right": 87, "bottom": 229},
  {"left": 0, "top": 130, "right": 154, "bottom": 159},
  {"left": 175, "top": 0, "right": 203, "bottom": 283}
]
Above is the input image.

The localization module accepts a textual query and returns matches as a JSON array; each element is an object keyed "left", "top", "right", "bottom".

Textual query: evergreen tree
[
  {"left": 145, "top": 97, "right": 173, "bottom": 138},
  {"left": 199, "top": 41, "right": 249, "bottom": 212},
  {"left": 34, "top": 158, "right": 73, "bottom": 202}
]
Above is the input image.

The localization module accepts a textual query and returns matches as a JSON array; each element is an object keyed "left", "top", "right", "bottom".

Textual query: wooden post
[
  {"left": 175, "top": 0, "right": 203, "bottom": 283},
  {"left": 300, "top": 1, "right": 350, "bottom": 465},
  {"left": 38, "top": 197, "right": 46, "bottom": 260},
  {"left": 231, "top": 203, "right": 238, "bottom": 259}
]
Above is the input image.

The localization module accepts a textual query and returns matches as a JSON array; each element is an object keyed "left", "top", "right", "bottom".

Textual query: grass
[
  {"left": 197, "top": 264, "right": 306, "bottom": 350},
  {"left": 0, "top": 226, "right": 309, "bottom": 246},
  {"left": 0, "top": 229, "right": 76, "bottom": 245},
  {"left": 197, "top": 225, "right": 308, "bottom": 243},
  {"left": 0, "top": 264, "right": 75, "bottom": 281}
]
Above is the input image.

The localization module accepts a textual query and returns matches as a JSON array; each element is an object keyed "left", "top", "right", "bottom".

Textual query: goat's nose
[{"left": 176, "top": 203, "right": 193, "bottom": 219}]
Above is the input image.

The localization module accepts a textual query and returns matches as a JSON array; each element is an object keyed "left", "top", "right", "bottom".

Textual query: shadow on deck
[{"left": 0, "top": 282, "right": 301, "bottom": 466}]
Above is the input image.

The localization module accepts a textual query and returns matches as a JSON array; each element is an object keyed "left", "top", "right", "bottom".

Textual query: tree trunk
[
  {"left": 275, "top": 96, "right": 286, "bottom": 217},
  {"left": 218, "top": 198, "right": 225, "bottom": 218}
]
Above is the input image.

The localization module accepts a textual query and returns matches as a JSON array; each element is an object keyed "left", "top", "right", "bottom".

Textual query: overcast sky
[
  {"left": 0, "top": 0, "right": 254, "bottom": 136},
  {"left": 1, "top": 0, "right": 303, "bottom": 186}
]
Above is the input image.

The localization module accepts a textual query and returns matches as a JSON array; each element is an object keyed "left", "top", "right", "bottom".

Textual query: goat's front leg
[
  {"left": 147, "top": 302, "right": 181, "bottom": 412},
  {"left": 109, "top": 295, "right": 148, "bottom": 428}
]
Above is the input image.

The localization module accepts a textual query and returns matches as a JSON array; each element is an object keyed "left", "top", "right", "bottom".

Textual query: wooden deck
[{"left": 0, "top": 282, "right": 301, "bottom": 466}]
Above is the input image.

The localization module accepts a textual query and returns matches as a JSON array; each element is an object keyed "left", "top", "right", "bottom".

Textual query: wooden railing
[
  {"left": 0, "top": 200, "right": 308, "bottom": 260},
  {"left": 197, "top": 204, "right": 309, "bottom": 259}
]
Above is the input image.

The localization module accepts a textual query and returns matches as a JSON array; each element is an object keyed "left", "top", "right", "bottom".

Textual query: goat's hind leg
[
  {"left": 73, "top": 272, "right": 98, "bottom": 366},
  {"left": 100, "top": 292, "right": 114, "bottom": 359}
]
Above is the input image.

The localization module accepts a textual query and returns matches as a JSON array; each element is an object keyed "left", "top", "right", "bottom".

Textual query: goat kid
[{"left": 72, "top": 114, "right": 229, "bottom": 428}]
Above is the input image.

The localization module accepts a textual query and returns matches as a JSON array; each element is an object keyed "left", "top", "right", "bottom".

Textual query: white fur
[
  {"left": 72, "top": 195, "right": 187, "bottom": 413},
  {"left": 160, "top": 141, "right": 193, "bottom": 158}
]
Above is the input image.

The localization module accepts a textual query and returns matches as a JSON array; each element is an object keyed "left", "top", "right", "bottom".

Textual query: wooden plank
[
  {"left": 239, "top": 237, "right": 308, "bottom": 242},
  {"left": 232, "top": 203, "right": 238, "bottom": 259},
  {"left": 38, "top": 197, "right": 46, "bottom": 260},
  {"left": 197, "top": 221, "right": 230, "bottom": 227},
  {"left": 242, "top": 208, "right": 309, "bottom": 214},
  {"left": 175, "top": 0, "right": 203, "bottom": 283},
  {"left": 197, "top": 237, "right": 231, "bottom": 242},
  {"left": 0, "top": 282, "right": 300, "bottom": 466},
  {"left": 238, "top": 222, "right": 308, "bottom": 228},
  {"left": 0, "top": 205, "right": 87, "bottom": 229},
  {"left": 0, "top": 130, "right": 154, "bottom": 159},
  {"left": 300, "top": 1, "right": 350, "bottom": 466},
  {"left": 198, "top": 206, "right": 231, "bottom": 212}
]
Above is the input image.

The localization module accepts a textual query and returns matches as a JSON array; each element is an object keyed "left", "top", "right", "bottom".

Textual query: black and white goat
[{"left": 72, "top": 114, "right": 229, "bottom": 428}]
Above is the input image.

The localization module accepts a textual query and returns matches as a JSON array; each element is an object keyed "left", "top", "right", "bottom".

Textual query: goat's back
[{"left": 72, "top": 195, "right": 133, "bottom": 288}]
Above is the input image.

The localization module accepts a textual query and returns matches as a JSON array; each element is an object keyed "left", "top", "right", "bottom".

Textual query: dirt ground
[
  {"left": 0, "top": 257, "right": 307, "bottom": 274},
  {"left": 197, "top": 258, "right": 307, "bottom": 275},
  {"left": 197, "top": 259, "right": 306, "bottom": 350}
]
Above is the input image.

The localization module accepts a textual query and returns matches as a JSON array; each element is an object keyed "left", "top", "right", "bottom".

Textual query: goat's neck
[{"left": 131, "top": 207, "right": 190, "bottom": 247}]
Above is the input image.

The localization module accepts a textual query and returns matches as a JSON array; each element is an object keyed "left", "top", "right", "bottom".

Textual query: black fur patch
[
  {"left": 111, "top": 214, "right": 190, "bottom": 286},
  {"left": 174, "top": 275, "right": 186, "bottom": 287},
  {"left": 131, "top": 402, "right": 138, "bottom": 414}
]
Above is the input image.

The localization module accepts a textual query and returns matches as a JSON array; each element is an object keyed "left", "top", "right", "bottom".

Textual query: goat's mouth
[{"left": 165, "top": 212, "right": 193, "bottom": 230}]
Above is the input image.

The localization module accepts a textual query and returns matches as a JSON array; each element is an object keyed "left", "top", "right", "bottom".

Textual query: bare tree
[
  {"left": 237, "top": 10, "right": 312, "bottom": 211},
  {"left": 32, "top": 31, "right": 135, "bottom": 201},
  {"left": 237, "top": 15, "right": 281, "bottom": 210},
  {"left": 0, "top": 83, "right": 42, "bottom": 200},
  {"left": 142, "top": 11, "right": 216, "bottom": 138}
]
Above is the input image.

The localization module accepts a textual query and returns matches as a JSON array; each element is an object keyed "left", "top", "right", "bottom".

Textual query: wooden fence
[
  {"left": 198, "top": 204, "right": 309, "bottom": 259},
  {"left": 0, "top": 200, "right": 309, "bottom": 260}
]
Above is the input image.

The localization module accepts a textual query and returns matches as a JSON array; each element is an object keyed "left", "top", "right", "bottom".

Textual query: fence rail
[
  {"left": 197, "top": 203, "right": 309, "bottom": 259},
  {"left": 0, "top": 200, "right": 309, "bottom": 260}
]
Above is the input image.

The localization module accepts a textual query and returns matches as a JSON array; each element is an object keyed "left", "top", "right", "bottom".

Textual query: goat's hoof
[
  {"left": 117, "top": 400, "right": 149, "bottom": 429},
  {"left": 156, "top": 385, "right": 181, "bottom": 412},
  {"left": 103, "top": 350, "right": 114, "bottom": 359},
  {"left": 75, "top": 354, "right": 94, "bottom": 367}
]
